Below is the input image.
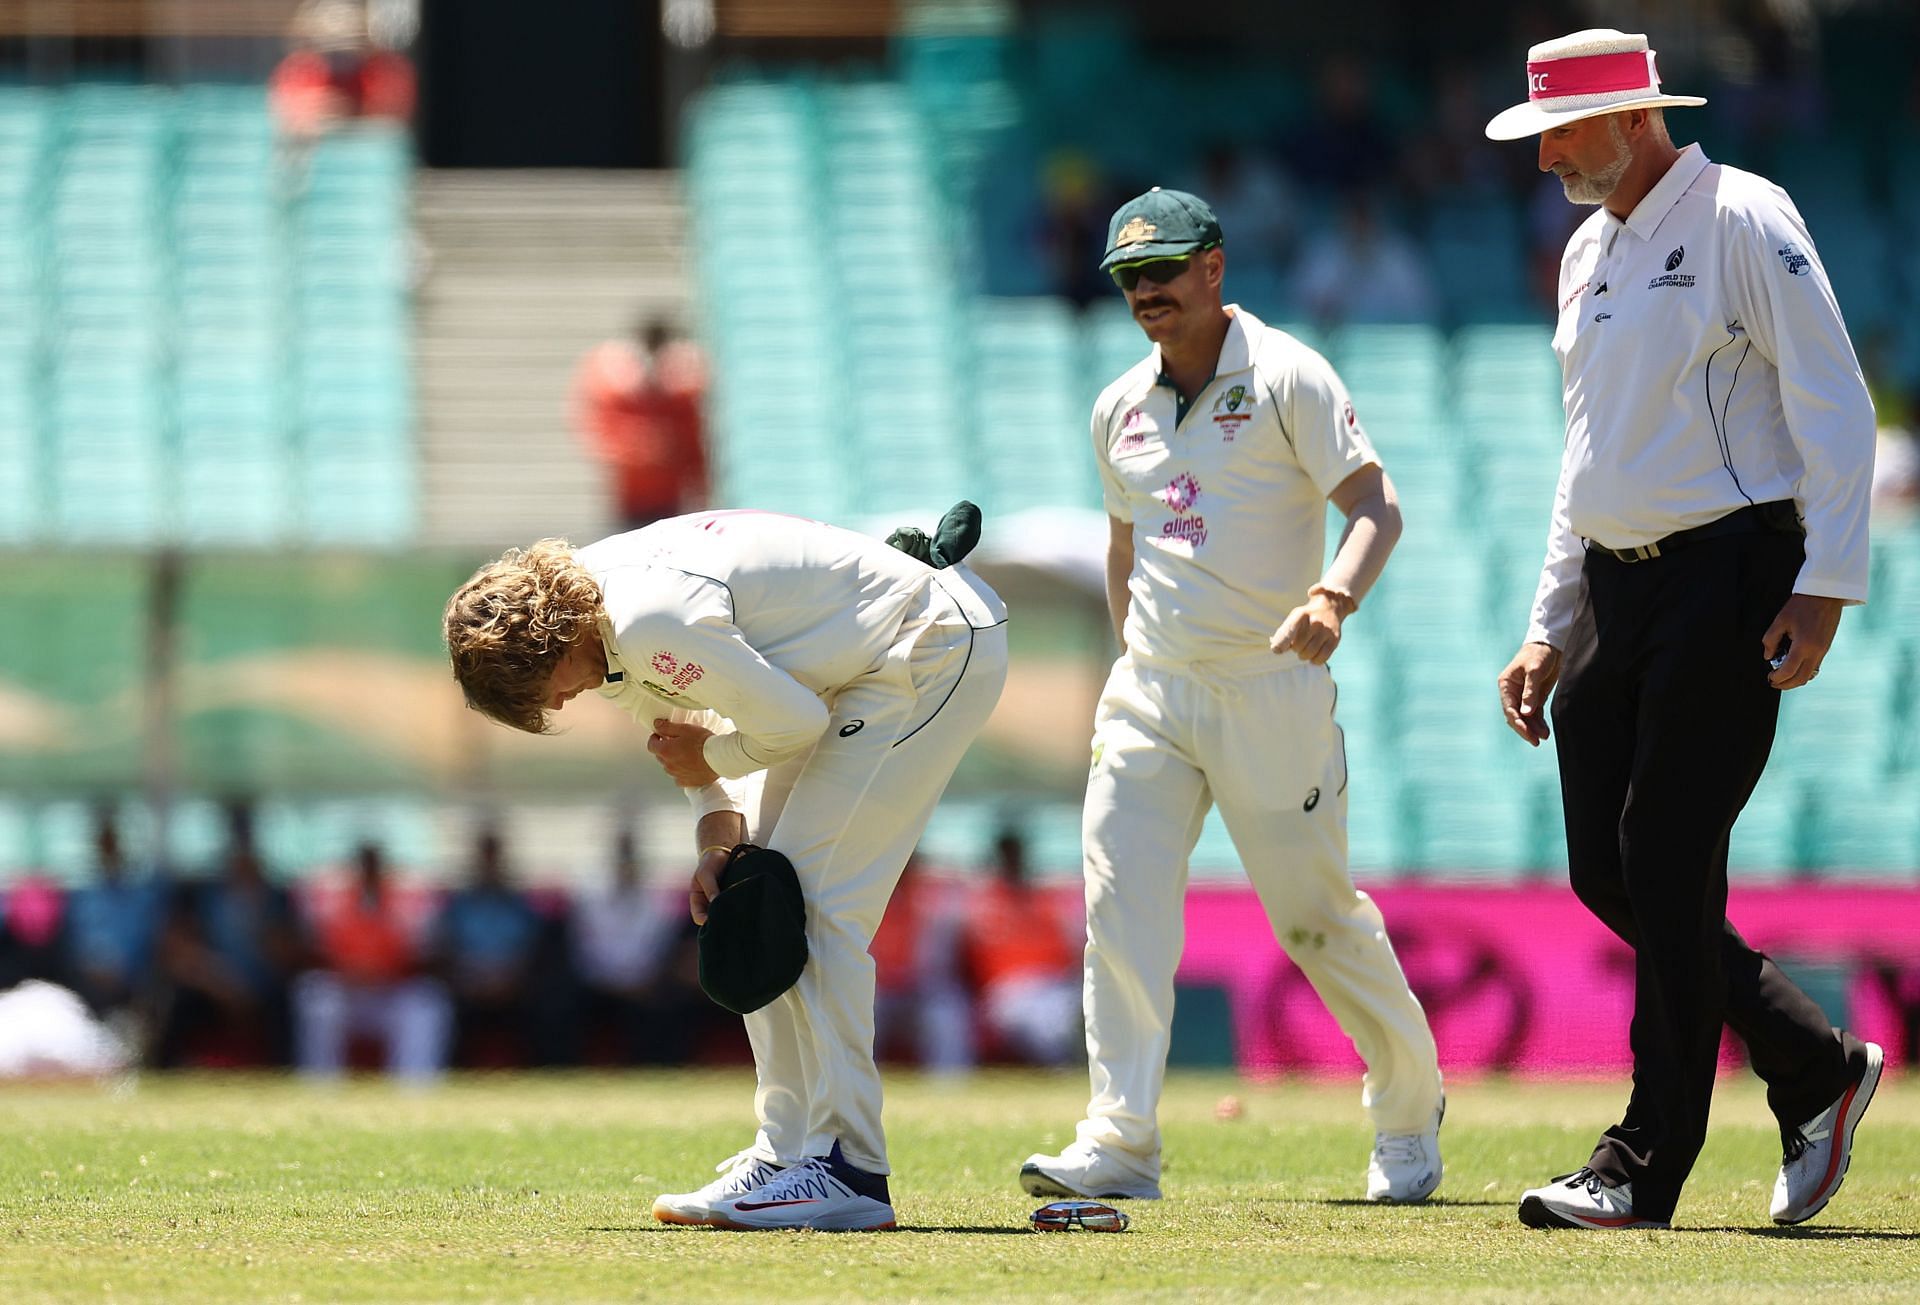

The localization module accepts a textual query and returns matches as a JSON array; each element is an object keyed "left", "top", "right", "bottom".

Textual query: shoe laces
[
  {"left": 743, "top": 1156, "right": 832, "bottom": 1201},
  {"left": 1373, "top": 1131, "right": 1429, "bottom": 1165},
  {"left": 1781, "top": 1128, "right": 1809, "bottom": 1164}
]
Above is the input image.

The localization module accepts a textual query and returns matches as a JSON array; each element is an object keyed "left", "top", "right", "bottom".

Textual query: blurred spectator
[
  {"left": 569, "top": 830, "right": 714, "bottom": 1064},
  {"left": 1192, "top": 141, "right": 1298, "bottom": 307},
  {"left": 1292, "top": 190, "right": 1439, "bottom": 327},
  {"left": 871, "top": 849, "right": 972, "bottom": 1072},
  {"left": 1407, "top": 65, "right": 1521, "bottom": 202},
  {"left": 0, "top": 875, "right": 66, "bottom": 993},
  {"left": 1283, "top": 58, "right": 1398, "bottom": 196},
  {"left": 293, "top": 843, "right": 451, "bottom": 1081},
  {"left": 571, "top": 318, "right": 710, "bottom": 531},
  {"left": 153, "top": 809, "right": 304, "bottom": 1068},
  {"left": 61, "top": 809, "right": 164, "bottom": 1025},
  {"left": 1035, "top": 150, "right": 1118, "bottom": 306},
  {"left": 428, "top": 828, "right": 544, "bottom": 1066},
  {"left": 959, "top": 829, "right": 1082, "bottom": 1066},
  {"left": 270, "top": 0, "right": 417, "bottom": 138},
  {"left": 1526, "top": 171, "right": 1588, "bottom": 310}
]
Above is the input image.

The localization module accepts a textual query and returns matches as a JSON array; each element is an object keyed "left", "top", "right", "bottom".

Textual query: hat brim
[
  {"left": 1484, "top": 93, "right": 1706, "bottom": 141},
  {"left": 1099, "top": 240, "right": 1210, "bottom": 272}
]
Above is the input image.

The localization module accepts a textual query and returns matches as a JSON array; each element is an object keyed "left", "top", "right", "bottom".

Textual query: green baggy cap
[{"left": 697, "top": 844, "right": 808, "bottom": 1015}]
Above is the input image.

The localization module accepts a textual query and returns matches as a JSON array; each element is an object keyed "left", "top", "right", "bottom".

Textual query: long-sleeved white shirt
[
  {"left": 1527, "top": 144, "right": 1876, "bottom": 648},
  {"left": 575, "top": 512, "right": 1003, "bottom": 814}
]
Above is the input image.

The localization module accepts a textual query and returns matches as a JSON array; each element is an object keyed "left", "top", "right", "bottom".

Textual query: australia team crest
[{"left": 1211, "top": 384, "right": 1252, "bottom": 439}]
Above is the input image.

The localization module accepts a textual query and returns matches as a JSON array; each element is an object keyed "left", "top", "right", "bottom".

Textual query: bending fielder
[{"left": 444, "top": 510, "right": 1008, "bottom": 1231}]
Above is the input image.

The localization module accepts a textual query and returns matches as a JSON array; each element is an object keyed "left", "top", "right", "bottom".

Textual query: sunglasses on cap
[{"left": 1110, "top": 242, "right": 1219, "bottom": 292}]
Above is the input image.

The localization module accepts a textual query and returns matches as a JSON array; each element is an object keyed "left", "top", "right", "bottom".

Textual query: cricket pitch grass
[{"left": 1, "top": 1070, "right": 1914, "bottom": 1303}]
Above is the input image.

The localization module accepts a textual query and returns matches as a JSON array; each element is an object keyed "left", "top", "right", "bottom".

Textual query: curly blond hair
[{"left": 443, "top": 539, "right": 603, "bottom": 734}]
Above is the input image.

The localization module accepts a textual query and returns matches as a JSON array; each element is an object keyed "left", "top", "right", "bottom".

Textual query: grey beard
[
  {"left": 1559, "top": 122, "right": 1633, "bottom": 204},
  {"left": 1560, "top": 168, "right": 1624, "bottom": 204}
]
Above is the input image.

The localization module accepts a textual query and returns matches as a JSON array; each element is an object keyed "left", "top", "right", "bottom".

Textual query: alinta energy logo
[
  {"left": 647, "top": 651, "right": 705, "bottom": 696},
  {"left": 1158, "top": 472, "right": 1207, "bottom": 547}
]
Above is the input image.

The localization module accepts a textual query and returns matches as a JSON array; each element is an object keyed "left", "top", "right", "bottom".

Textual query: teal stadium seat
[{"left": 0, "top": 81, "right": 416, "bottom": 547}]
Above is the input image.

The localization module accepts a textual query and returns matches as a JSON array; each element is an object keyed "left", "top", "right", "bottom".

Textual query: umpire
[{"left": 1486, "top": 29, "right": 1881, "bottom": 1230}]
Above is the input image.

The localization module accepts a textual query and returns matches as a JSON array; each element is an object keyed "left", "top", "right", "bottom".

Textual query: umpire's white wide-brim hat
[{"left": 1484, "top": 28, "right": 1706, "bottom": 141}]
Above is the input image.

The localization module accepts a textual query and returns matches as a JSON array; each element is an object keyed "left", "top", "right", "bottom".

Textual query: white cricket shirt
[
  {"left": 1527, "top": 144, "right": 1876, "bottom": 647},
  {"left": 1092, "top": 306, "right": 1379, "bottom": 666},
  {"left": 575, "top": 512, "right": 1001, "bottom": 792}
]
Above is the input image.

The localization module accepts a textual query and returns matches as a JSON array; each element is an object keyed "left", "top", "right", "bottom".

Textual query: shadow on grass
[
  {"left": 1711, "top": 1226, "right": 1920, "bottom": 1241},
  {"left": 586, "top": 1225, "right": 1034, "bottom": 1236},
  {"left": 896, "top": 1225, "right": 1043, "bottom": 1235}
]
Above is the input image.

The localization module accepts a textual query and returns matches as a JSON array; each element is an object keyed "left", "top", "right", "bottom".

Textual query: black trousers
[{"left": 1551, "top": 527, "right": 1865, "bottom": 1221}]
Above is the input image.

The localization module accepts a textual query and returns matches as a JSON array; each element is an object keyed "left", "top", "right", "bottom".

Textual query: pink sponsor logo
[
  {"left": 1160, "top": 472, "right": 1199, "bottom": 514},
  {"left": 1118, "top": 407, "right": 1150, "bottom": 449},
  {"left": 648, "top": 652, "right": 705, "bottom": 694},
  {"left": 1170, "top": 883, "right": 1920, "bottom": 1075},
  {"left": 1160, "top": 515, "right": 1208, "bottom": 547}
]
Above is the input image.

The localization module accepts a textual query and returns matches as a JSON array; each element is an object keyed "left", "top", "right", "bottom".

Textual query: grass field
[{"left": 1, "top": 1070, "right": 1915, "bottom": 1303}]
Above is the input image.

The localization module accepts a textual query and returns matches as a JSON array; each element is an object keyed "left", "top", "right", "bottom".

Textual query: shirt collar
[
  {"left": 592, "top": 608, "right": 627, "bottom": 688},
  {"left": 1151, "top": 305, "right": 1255, "bottom": 392},
  {"left": 1620, "top": 143, "right": 1710, "bottom": 243}
]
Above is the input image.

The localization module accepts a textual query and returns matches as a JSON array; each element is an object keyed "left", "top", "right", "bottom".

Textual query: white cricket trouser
[
  {"left": 740, "top": 568, "right": 1008, "bottom": 1173},
  {"left": 293, "top": 972, "right": 453, "bottom": 1081},
  {"left": 1076, "top": 652, "right": 1441, "bottom": 1172}
]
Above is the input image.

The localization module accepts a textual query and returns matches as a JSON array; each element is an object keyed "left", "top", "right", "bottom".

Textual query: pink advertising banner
[{"left": 1175, "top": 884, "right": 1920, "bottom": 1075}]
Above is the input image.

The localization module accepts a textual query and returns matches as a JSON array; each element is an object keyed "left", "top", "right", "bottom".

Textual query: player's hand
[
  {"left": 1497, "top": 642, "right": 1562, "bottom": 746},
  {"left": 689, "top": 845, "right": 729, "bottom": 925},
  {"left": 1270, "top": 593, "right": 1345, "bottom": 664},
  {"left": 1762, "top": 593, "right": 1843, "bottom": 691},
  {"left": 648, "top": 717, "right": 720, "bottom": 787}
]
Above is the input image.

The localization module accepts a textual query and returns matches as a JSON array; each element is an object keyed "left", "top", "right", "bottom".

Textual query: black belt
[{"left": 1586, "top": 501, "right": 1802, "bottom": 564}]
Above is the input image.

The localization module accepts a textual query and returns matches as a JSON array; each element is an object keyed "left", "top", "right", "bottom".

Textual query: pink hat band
[{"left": 1527, "top": 50, "right": 1659, "bottom": 100}]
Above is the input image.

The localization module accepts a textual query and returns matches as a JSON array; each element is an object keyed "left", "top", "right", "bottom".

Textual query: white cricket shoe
[
  {"left": 1772, "top": 1040, "right": 1883, "bottom": 1225},
  {"left": 652, "top": 1148, "right": 788, "bottom": 1227},
  {"left": 1019, "top": 1139, "right": 1161, "bottom": 1200},
  {"left": 1518, "top": 1168, "right": 1668, "bottom": 1230},
  {"left": 1367, "top": 1100, "right": 1444, "bottom": 1202},
  {"left": 713, "top": 1143, "right": 896, "bottom": 1232}
]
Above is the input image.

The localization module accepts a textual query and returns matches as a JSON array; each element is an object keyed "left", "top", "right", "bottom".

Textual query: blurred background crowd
[
  {"left": 1, "top": 0, "right": 1917, "bottom": 1078},
  {"left": 0, "top": 802, "right": 1085, "bottom": 1078}
]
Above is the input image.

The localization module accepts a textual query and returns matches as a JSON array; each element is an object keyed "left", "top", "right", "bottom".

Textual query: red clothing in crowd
[
  {"left": 307, "top": 881, "right": 423, "bottom": 984},
  {"left": 572, "top": 340, "right": 709, "bottom": 528},
  {"left": 961, "top": 879, "right": 1077, "bottom": 989},
  {"left": 271, "top": 49, "right": 416, "bottom": 135}
]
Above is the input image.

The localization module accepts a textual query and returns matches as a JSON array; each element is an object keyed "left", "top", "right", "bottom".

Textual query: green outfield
[{"left": 1, "top": 1071, "right": 1914, "bottom": 1303}]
